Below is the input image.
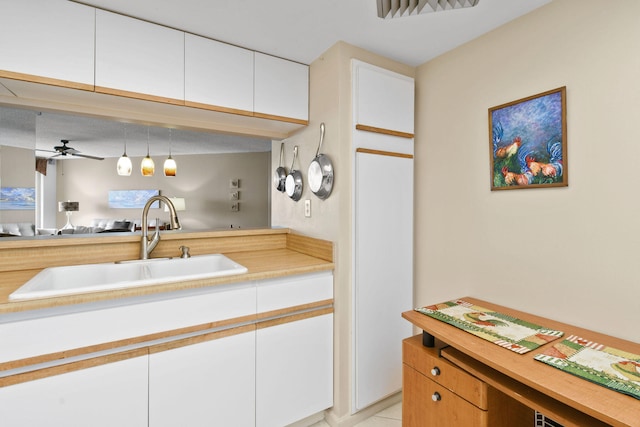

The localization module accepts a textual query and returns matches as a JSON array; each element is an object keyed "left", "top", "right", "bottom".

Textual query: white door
[
  {"left": 256, "top": 313, "right": 333, "bottom": 427},
  {"left": 354, "top": 149, "right": 414, "bottom": 411},
  {"left": 149, "top": 329, "right": 256, "bottom": 427}
]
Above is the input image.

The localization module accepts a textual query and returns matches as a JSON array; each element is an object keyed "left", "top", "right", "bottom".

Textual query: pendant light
[
  {"left": 164, "top": 128, "right": 177, "bottom": 177},
  {"left": 116, "top": 124, "right": 132, "bottom": 176},
  {"left": 141, "top": 127, "right": 155, "bottom": 176}
]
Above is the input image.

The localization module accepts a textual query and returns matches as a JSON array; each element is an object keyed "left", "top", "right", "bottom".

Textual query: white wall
[
  {"left": 57, "top": 152, "right": 270, "bottom": 230},
  {"left": 415, "top": 0, "right": 640, "bottom": 342}
]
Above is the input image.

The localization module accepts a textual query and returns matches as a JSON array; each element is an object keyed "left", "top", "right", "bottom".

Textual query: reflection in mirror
[{"left": 0, "top": 105, "right": 272, "bottom": 237}]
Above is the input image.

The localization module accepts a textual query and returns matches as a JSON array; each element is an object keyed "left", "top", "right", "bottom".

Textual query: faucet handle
[{"left": 179, "top": 246, "right": 191, "bottom": 258}]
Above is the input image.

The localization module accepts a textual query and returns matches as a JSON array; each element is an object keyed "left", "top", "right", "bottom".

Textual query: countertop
[{"left": 0, "top": 228, "right": 334, "bottom": 314}]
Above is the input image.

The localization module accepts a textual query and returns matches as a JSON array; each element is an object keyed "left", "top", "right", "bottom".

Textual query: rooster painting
[{"left": 489, "top": 87, "right": 567, "bottom": 190}]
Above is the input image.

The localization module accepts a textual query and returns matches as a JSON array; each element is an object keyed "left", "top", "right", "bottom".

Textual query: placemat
[
  {"left": 534, "top": 335, "right": 640, "bottom": 400},
  {"left": 415, "top": 299, "right": 564, "bottom": 354}
]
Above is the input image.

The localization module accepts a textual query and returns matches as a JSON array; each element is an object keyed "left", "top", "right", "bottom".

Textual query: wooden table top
[{"left": 403, "top": 297, "right": 640, "bottom": 427}]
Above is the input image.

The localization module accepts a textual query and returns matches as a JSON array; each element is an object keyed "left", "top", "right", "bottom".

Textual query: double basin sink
[{"left": 9, "top": 254, "right": 248, "bottom": 301}]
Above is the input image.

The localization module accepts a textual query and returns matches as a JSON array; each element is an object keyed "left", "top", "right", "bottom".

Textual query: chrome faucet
[{"left": 140, "top": 195, "right": 181, "bottom": 259}]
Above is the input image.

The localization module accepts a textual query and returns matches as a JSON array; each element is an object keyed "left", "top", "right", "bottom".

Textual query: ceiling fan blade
[{"left": 72, "top": 152, "right": 104, "bottom": 161}]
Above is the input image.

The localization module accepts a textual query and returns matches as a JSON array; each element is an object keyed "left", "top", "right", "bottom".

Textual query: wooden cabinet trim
[
  {"left": 0, "top": 71, "right": 94, "bottom": 92},
  {"left": 257, "top": 299, "right": 333, "bottom": 322},
  {"left": 356, "top": 148, "right": 414, "bottom": 159},
  {"left": 149, "top": 324, "right": 256, "bottom": 354},
  {"left": 253, "top": 111, "right": 308, "bottom": 125},
  {"left": 0, "top": 348, "right": 148, "bottom": 388},
  {"left": 256, "top": 306, "right": 333, "bottom": 330},
  {"left": 95, "top": 86, "right": 185, "bottom": 106},
  {"left": 356, "top": 124, "right": 414, "bottom": 139},
  {"left": 184, "top": 100, "right": 254, "bottom": 117}
]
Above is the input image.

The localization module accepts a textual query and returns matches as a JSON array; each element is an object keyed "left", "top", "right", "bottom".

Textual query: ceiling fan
[{"left": 42, "top": 140, "right": 104, "bottom": 161}]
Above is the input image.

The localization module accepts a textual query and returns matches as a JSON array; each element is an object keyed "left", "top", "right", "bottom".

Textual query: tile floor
[{"left": 310, "top": 401, "right": 402, "bottom": 427}]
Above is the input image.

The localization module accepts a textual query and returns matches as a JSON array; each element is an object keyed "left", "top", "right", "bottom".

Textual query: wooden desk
[{"left": 402, "top": 297, "right": 640, "bottom": 427}]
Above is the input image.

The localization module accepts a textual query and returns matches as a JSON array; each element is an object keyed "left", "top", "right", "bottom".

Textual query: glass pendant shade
[
  {"left": 164, "top": 155, "right": 177, "bottom": 176},
  {"left": 141, "top": 127, "right": 155, "bottom": 176},
  {"left": 141, "top": 155, "right": 155, "bottom": 176},
  {"left": 117, "top": 151, "right": 132, "bottom": 176},
  {"left": 117, "top": 126, "right": 132, "bottom": 176}
]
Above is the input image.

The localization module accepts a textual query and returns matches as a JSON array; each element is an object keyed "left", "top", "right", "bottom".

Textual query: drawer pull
[
  {"left": 431, "top": 392, "right": 441, "bottom": 402},
  {"left": 430, "top": 366, "right": 441, "bottom": 376}
]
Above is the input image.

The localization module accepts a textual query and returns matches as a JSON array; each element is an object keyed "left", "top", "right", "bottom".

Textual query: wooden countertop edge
[
  {"left": 0, "top": 227, "right": 289, "bottom": 249},
  {"left": 402, "top": 296, "right": 640, "bottom": 427}
]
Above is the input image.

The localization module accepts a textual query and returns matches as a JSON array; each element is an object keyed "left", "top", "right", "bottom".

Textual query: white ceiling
[{"left": 75, "top": 0, "right": 551, "bottom": 67}]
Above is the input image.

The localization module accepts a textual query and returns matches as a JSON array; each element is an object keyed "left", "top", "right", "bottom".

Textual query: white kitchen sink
[{"left": 9, "top": 254, "right": 248, "bottom": 301}]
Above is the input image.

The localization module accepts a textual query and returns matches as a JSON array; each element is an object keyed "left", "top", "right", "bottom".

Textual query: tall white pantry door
[{"left": 354, "top": 149, "right": 414, "bottom": 411}]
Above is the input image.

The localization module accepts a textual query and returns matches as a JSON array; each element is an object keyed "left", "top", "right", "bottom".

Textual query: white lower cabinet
[
  {"left": 0, "top": 272, "right": 334, "bottom": 426},
  {"left": 149, "top": 329, "right": 256, "bottom": 427},
  {"left": 256, "top": 313, "right": 334, "bottom": 427},
  {"left": 0, "top": 355, "right": 148, "bottom": 427}
]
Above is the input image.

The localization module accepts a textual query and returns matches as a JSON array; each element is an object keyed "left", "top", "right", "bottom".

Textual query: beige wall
[
  {"left": 57, "top": 152, "right": 270, "bottom": 230},
  {"left": 0, "top": 146, "right": 35, "bottom": 224},
  {"left": 415, "top": 0, "right": 640, "bottom": 342}
]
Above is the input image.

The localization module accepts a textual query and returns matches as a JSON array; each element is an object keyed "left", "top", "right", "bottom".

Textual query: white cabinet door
[
  {"left": 185, "top": 34, "right": 254, "bottom": 113},
  {"left": 353, "top": 149, "right": 413, "bottom": 411},
  {"left": 0, "top": 0, "right": 95, "bottom": 86},
  {"left": 254, "top": 52, "right": 309, "bottom": 122},
  {"left": 0, "top": 355, "right": 148, "bottom": 427},
  {"left": 149, "top": 329, "right": 256, "bottom": 427},
  {"left": 353, "top": 60, "right": 414, "bottom": 134},
  {"left": 95, "top": 10, "right": 184, "bottom": 102},
  {"left": 256, "top": 313, "right": 333, "bottom": 427}
]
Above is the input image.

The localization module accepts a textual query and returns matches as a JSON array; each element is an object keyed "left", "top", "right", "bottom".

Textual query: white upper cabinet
[
  {"left": 95, "top": 10, "right": 185, "bottom": 102},
  {"left": 0, "top": 0, "right": 95, "bottom": 87},
  {"left": 254, "top": 52, "right": 309, "bottom": 122},
  {"left": 353, "top": 60, "right": 414, "bottom": 135},
  {"left": 185, "top": 34, "right": 254, "bottom": 114}
]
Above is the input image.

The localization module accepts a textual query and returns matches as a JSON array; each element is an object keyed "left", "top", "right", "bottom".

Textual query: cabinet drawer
[
  {"left": 403, "top": 335, "right": 487, "bottom": 409},
  {"left": 256, "top": 271, "right": 332, "bottom": 313},
  {"left": 403, "top": 364, "right": 487, "bottom": 426}
]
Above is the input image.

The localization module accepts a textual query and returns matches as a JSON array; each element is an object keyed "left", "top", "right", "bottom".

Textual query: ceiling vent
[{"left": 376, "top": 0, "right": 480, "bottom": 19}]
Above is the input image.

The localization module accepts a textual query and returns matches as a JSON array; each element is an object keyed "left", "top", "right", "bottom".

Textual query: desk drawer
[
  {"left": 403, "top": 335, "right": 487, "bottom": 409},
  {"left": 403, "top": 364, "right": 487, "bottom": 426}
]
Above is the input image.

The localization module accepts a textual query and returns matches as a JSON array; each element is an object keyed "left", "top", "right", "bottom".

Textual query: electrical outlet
[
  {"left": 229, "top": 191, "right": 239, "bottom": 200},
  {"left": 231, "top": 202, "right": 239, "bottom": 212},
  {"left": 304, "top": 199, "right": 311, "bottom": 217}
]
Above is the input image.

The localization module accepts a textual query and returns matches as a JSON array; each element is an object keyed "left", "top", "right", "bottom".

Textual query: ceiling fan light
[
  {"left": 141, "top": 155, "right": 155, "bottom": 177},
  {"left": 163, "top": 155, "right": 177, "bottom": 177}
]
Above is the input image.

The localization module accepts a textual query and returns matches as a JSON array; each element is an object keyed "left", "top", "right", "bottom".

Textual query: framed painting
[
  {"left": 489, "top": 87, "right": 567, "bottom": 190},
  {"left": 108, "top": 190, "right": 160, "bottom": 209}
]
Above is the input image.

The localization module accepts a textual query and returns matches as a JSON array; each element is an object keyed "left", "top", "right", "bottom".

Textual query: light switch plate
[{"left": 304, "top": 199, "right": 311, "bottom": 217}]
